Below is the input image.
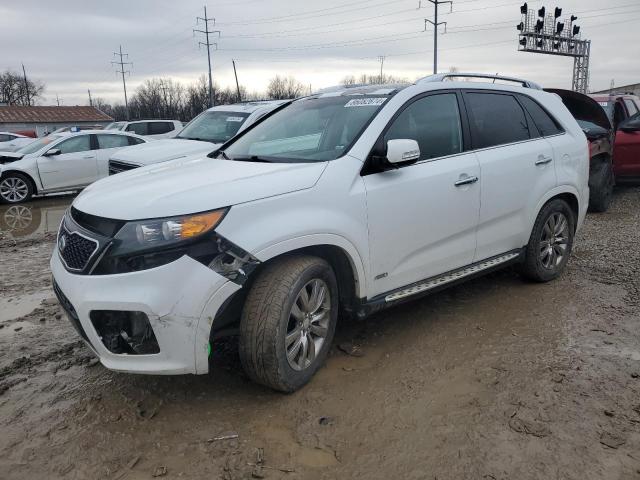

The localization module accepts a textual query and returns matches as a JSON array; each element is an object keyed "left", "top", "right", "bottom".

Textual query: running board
[{"left": 384, "top": 252, "right": 521, "bottom": 303}]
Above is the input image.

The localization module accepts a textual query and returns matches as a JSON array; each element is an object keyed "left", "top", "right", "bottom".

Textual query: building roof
[
  {"left": 0, "top": 106, "right": 113, "bottom": 124},
  {"left": 591, "top": 82, "right": 640, "bottom": 95}
]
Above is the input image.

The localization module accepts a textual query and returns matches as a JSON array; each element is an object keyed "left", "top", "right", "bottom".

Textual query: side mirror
[
  {"left": 620, "top": 118, "right": 640, "bottom": 133},
  {"left": 44, "top": 148, "right": 61, "bottom": 156},
  {"left": 386, "top": 139, "right": 420, "bottom": 165}
]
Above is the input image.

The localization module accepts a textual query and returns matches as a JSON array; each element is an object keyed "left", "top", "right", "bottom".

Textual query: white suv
[
  {"left": 51, "top": 73, "right": 588, "bottom": 392},
  {"left": 105, "top": 120, "right": 183, "bottom": 139}
]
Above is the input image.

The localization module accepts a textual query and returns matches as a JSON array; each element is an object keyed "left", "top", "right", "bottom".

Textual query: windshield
[
  {"left": 105, "top": 122, "right": 126, "bottom": 130},
  {"left": 222, "top": 96, "right": 387, "bottom": 162},
  {"left": 16, "top": 135, "right": 63, "bottom": 155},
  {"left": 177, "top": 111, "right": 250, "bottom": 143}
]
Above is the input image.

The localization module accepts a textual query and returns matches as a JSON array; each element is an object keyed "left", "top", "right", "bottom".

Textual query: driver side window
[
  {"left": 384, "top": 93, "right": 463, "bottom": 161},
  {"left": 57, "top": 135, "right": 91, "bottom": 154}
]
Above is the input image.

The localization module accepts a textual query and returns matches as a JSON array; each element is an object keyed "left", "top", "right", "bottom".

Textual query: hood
[
  {"left": 545, "top": 88, "right": 612, "bottom": 132},
  {"left": 0, "top": 151, "right": 25, "bottom": 164},
  {"left": 73, "top": 155, "right": 328, "bottom": 220},
  {"left": 109, "top": 138, "right": 218, "bottom": 166}
]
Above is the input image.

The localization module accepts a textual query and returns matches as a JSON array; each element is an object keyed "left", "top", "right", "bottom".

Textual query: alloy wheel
[
  {"left": 285, "top": 278, "right": 331, "bottom": 371},
  {"left": 539, "top": 212, "right": 569, "bottom": 269},
  {"left": 0, "top": 177, "right": 29, "bottom": 203}
]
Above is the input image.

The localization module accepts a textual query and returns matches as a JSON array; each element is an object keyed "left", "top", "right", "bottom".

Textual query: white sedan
[
  {"left": 0, "top": 130, "right": 148, "bottom": 204},
  {"left": 0, "top": 132, "right": 35, "bottom": 152}
]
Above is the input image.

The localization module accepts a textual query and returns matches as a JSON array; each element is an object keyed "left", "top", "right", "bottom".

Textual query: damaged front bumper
[{"left": 51, "top": 250, "right": 241, "bottom": 374}]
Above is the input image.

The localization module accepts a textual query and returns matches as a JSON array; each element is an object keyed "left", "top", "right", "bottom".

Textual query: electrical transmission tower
[
  {"left": 194, "top": 6, "right": 220, "bottom": 108},
  {"left": 378, "top": 55, "right": 386, "bottom": 84},
  {"left": 421, "top": 0, "right": 452, "bottom": 74},
  {"left": 516, "top": 4, "right": 590, "bottom": 93},
  {"left": 111, "top": 45, "right": 132, "bottom": 120}
]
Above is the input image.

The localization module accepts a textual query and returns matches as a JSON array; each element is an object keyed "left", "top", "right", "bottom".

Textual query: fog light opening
[{"left": 90, "top": 310, "right": 160, "bottom": 355}]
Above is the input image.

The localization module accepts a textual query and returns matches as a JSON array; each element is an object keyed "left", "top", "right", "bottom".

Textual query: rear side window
[
  {"left": 623, "top": 99, "right": 639, "bottom": 117},
  {"left": 126, "top": 123, "right": 148, "bottom": 135},
  {"left": 465, "top": 92, "right": 531, "bottom": 149},
  {"left": 57, "top": 135, "right": 91, "bottom": 154},
  {"left": 518, "top": 95, "right": 563, "bottom": 137},
  {"left": 97, "top": 134, "right": 129, "bottom": 149},
  {"left": 148, "top": 122, "right": 174, "bottom": 135},
  {"left": 128, "top": 136, "right": 145, "bottom": 146},
  {"left": 384, "top": 93, "right": 463, "bottom": 160}
]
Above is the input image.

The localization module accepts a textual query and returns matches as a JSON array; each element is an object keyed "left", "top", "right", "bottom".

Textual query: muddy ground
[{"left": 1, "top": 188, "right": 639, "bottom": 480}]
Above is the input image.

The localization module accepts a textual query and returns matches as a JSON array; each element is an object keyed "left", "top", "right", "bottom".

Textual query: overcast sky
[{"left": 2, "top": 0, "right": 639, "bottom": 106}]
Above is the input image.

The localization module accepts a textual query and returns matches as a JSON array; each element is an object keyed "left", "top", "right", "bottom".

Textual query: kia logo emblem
[{"left": 59, "top": 234, "right": 67, "bottom": 252}]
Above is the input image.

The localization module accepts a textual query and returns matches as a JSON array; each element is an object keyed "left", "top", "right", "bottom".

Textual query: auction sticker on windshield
[
  {"left": 226, "top": 116, "right": 245, "bottom": 122},
  {"left": 344, "top": 98, "right": 387, "bottom": 107}
]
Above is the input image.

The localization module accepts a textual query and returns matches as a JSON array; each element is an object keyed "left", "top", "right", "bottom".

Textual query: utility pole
[
  {"left": 56, "top": 94, "right": 60, "bottom": 106},
  {"left": 21, "top": 63, "right": 30, "bottom": 105},
  {"left": 422, "top": 0, "right": 452, "bottom": 74},
  {"left": 111, "top": 45, "right": 132, "bottom": 120},
  {"left": 232, "top": 60, "right": 242, "bottom": 102},
  {"left": 194, "top": 6, "right": 220, "bottom": 108},
  {"left": 88, "top": 89, "right": 93, "bottom": 107},
  {"left": 378, "top": 55, "right": 386, "bottom": 84}
]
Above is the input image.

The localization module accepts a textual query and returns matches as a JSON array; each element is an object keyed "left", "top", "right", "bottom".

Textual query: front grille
[
  {"left": 52, "top": 279, "right": 93, "bottom": 348},
  {"left": 109, "top": 159, "right": 140, "bottom": 175},
  {"left": 58, "top": 228, "right": 98, "bottom": 271}
]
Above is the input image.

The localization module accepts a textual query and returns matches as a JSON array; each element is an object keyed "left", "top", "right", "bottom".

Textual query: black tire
[
  {"left": 588, "top": 162, "right": 614, "bottom": 213},
  {"left": 519, "top": 199, "right": 576, "bottom": 282},
  {"left": 0, "top": 173, "right": 34, "bottom": 204},
  {"left": 239, "top": 255, "right": 338, "bottom": 392}
]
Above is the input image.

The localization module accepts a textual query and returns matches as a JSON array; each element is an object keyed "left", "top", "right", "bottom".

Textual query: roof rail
[{"left": 417, "top": 72, "right": 542, "bottom": 90}]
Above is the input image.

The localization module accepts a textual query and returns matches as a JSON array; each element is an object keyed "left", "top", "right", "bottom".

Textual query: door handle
[
  {"left": 82, "top": 155, "right": 94, "bottom": 159},
  {"left": 454, "top": 175, "right": 478, "bottom": 187},
  {"left": 535, "top": 155, "right": 553, "bottom": 165}
]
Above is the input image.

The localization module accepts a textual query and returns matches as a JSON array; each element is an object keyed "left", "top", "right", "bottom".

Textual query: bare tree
[
  {"left": 0, "top": 69, "right": 45, "bottom": 105},
  {"left": 341, "top": 73, "right": 409, "bottom": 86},
  {"left": 267, "top": 75, "right": 305, "bottom": 100}
]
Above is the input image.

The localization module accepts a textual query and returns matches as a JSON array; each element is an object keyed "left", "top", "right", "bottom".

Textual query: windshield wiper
[
  {"left": 230, "top": 155, "right": 273, "bottom": 163},
  {"left": 178, "top": 136, "right": 214, "bottom": 142}
]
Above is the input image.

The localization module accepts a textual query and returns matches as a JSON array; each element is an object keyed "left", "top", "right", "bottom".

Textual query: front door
[
  {"left": 363, "top": 92, "right": 481, "bottom": 298},
  {"left": 37, "top": 134, "right": 98, "bottom": 190}
]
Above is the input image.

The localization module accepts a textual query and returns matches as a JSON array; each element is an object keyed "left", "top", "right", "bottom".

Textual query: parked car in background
[
  {"left": 0, "top": 130, "right": 148, "bottom": 203},
  {"left": 0, "top": 132, "right": 36, "bottom": 152},
  {"left": 108, "top": 100, "right": 285, "bottom": 174},
  {"left": 51, "top": 125, "right": 106, "bottom": 134},
  {"left": 547, "top": 89, "right": 615, "bottom": 212},
  {"left": 52, "top": 73, "right": 588, "bottom": 392},
  {"left": 104, "top": 119, "right": 183, "bottom": 139},
  {"left": 589, "top": 93, "right": 640, "bottom": 180}
]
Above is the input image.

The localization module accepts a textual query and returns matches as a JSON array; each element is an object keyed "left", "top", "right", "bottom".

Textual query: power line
[
  {"left": 194, "top": 6, "right": 220, "bottom": 108},
  {"left": 111, "top": 45, "right": 132, "bottom": 120}
]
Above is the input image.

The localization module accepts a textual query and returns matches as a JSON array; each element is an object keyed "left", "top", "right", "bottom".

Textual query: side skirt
[{"left": 354, "top": 249, "right": 524, "bottom": 318}]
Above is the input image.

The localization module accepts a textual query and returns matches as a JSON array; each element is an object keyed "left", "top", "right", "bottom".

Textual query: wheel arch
[{"left": 532, "top": 187, "right": 581, "bottom": 234}]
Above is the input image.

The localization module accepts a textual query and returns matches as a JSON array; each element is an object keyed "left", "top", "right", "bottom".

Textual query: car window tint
[
  {"left": 518, "top": 95, "right": 563, "bottom": 136},
  {"left": 613, "top": 102, "right": 626, "bottom": 127},
  {"left": 624, "top": 99, "right": 639, "bottom": 117},
  {"left": 97, "top": 134, "right": 130, "bottom": 149},
  {"left": 128, "top": 136, "right": 145, "bottom": 146},
  {"left": 57, "top": 135, "right": 91, "bottom": 154},
  {"left": 148, "top": 122, "right": 174, "bottom": 135},
  {"left": 384, "top": 93, "right": 463, "bottom": 160},
  {"left": 466, "top": 93, "right": 531, "bottom": 148},
  {"left": 126, "top": 123, "right": 148, "bottom": 135},
  {"left": 0, "top": 134, "right": 10, "bottom": 142}
]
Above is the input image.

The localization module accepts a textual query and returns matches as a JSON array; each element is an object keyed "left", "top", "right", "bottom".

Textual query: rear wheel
[
  {"left": 239, "top": 255, "right": 338, "bottom": 392},
  {"left": 589, "top": 162, "right": 614, "bottom": 213},
  {"left": 519, "top": 199, "right": 575, "bottom": 282},
  {"left": 0, "top": 173, "right": 33, "bottom": 204}
]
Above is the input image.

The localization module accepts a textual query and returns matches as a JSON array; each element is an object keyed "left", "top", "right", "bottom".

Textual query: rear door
[
  {"left": 463, "top": 90, "right": 557, "bottom": 261},
  {"left": 95, "top": 134, "right": 133, "bottom": 177},
  {"left": 36, "top": 134, "right": 98, "bottom": 190},
  {"left": 363, "top": 92, "right": 481, "bottom": 297},
  {"left": 615, "top": 113, "right": 640, "bottom": 177}
]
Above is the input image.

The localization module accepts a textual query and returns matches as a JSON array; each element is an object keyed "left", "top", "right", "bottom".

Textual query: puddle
[
  {"left": 0, "top": 292, "right": 52, "bottom": 322},
  {"left": 0, "top": 195, "right": 73, "bottom": 239}
]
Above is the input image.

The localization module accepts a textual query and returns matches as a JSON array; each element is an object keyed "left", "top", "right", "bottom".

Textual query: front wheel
[
  {"left": 519, "top": 199, "right": 575, "bottom": 282},
  {"left": 588, "top": 162, "right": 614, "bottom": 213},
  {"left": 0, "top": 173, "right": 33, "bottom": 204},
  {"left": 239, "top": 255, "right": 338, "bottom": 392}
]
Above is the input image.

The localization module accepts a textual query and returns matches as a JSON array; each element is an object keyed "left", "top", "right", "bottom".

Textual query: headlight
[
  {"left": 114, "top": 208, "right": 227, "bottom": 255},
  {"left": 91, "top": 208, "right": 228, "bottom": 274}
]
